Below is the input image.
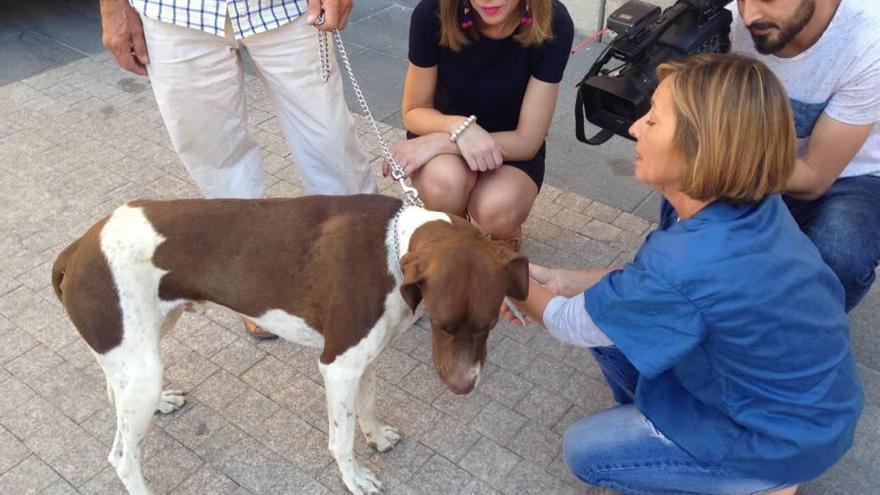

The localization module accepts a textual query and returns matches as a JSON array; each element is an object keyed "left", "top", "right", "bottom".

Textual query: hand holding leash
[
  {"left": 318, "top": 17, "right": 424, "bottom": 207},
  {"left": 308, "top": 0, "right": 354, "bottom": 31}
]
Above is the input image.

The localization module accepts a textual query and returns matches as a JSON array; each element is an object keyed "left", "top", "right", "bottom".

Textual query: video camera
[{"left": 575, "top": 0, "right": 732, "bottom": 145}]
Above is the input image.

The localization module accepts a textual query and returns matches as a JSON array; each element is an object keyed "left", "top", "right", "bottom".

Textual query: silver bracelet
[{"left": 449, "top": 115, "right": 477, "bottom": 142}]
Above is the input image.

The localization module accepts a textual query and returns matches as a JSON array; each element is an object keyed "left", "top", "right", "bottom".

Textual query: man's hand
[
  {"left": 100, "top": 0, "right": 149, "bottom": 75},
  {"left": 307, "top": 0, "right": 355, "bottom": 31}
]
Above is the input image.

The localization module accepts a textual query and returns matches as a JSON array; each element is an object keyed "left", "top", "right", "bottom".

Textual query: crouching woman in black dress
[{"left": 387, "top": 0, "right": 574, "bottom": 250}]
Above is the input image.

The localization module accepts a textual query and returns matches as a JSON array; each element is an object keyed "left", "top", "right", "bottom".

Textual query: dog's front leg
[
  {"left": 357, "top": 364, "right": 400, "bottom": 452},
  {"left": 320, "top": 362, "right": 383, "bottom": 495}
]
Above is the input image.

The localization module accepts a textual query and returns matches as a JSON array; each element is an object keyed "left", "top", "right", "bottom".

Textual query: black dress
[{"left": 407, "top": 0, "right": 574, "bottom": 187}]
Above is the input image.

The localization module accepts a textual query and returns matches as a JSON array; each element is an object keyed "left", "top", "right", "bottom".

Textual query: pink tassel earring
[
  {"left": 521, "top": 0, "right": 533, "bottom": 25},
  {"left": 461, "top": 0, "right": 474, "bottom": 29}
]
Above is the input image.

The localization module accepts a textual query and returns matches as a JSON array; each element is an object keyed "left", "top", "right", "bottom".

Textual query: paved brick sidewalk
[{"left": 0, "top": 56, "right": 875, "bottom": 495}]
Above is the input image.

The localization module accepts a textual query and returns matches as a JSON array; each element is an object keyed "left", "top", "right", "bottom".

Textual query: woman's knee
[
  {"left": 468, "top": 207, "right": 525, "bottom": 238},
  {"left": 469, "top": 191, "right": 534, "bottom": 237},
  {"left": 562, "top": 426, "right": 597, "bottom": 482},
  {"left": 468, "top": 167, "right": 537, "bottom": 236},
  {"left": 562, "top": 410, "right": 621, "bottom": 481},
  {"left": 561, "top": 405, "right": 659, "bottom": 483},
  {"left": 412, "top": 156, "right": 474, "bottom": 212},
  {"left": 420, "top": 179, "right": 462, "bottom": 202}
]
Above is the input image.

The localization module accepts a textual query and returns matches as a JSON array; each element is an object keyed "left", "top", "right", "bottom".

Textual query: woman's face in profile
[{"left": 629, "top": 78, "right": 685, "bottom": 193}]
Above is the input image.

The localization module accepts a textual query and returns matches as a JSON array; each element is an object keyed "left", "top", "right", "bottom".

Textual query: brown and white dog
[{"left": 51, "top": 194, "right": 528, "bottom": 495}]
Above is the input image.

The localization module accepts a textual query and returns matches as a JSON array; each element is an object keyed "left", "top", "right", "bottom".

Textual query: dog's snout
[
  {"left": 448, "top": 378, "right": 476, "bottom": 395},
  {"left": 442, "top": 364, "right": 481, "bottom": 395}
]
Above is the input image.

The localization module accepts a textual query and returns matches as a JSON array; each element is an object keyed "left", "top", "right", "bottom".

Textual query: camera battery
[{"left": 607, "top": 0, "right": 662, "bottom": 37}]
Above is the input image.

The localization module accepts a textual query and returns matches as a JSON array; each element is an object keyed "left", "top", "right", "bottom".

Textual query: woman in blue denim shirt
[{"left": 507, "top": 54, "right": 863, "bottom": 495}]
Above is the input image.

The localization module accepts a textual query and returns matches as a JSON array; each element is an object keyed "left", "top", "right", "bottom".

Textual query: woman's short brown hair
[
  {"left": 439, "top": 0, "right": 554, "bottom": 51},
  {"left": 657, "top": 53, "right": 796, "bottom": 204}
]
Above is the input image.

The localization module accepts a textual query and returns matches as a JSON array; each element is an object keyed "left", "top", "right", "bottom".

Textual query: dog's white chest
[{"left": 249, "top": 309, "right": 324, "bottom": 348}]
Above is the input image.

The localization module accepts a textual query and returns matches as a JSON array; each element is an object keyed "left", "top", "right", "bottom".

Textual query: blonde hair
[
  {"left": 657, "top": 53, "right": 796, "bottom": 204},
  {"left": 439, "top": 0, "right": 554, "bottom": 51}
]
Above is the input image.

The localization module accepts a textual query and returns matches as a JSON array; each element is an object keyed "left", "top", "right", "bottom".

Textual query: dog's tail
[{"left": 52, "top": 238, "right": 81, "bottom": 302}]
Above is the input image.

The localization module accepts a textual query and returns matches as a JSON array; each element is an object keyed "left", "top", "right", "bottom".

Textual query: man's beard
[{"left": 748, "top": 0, "right": 816, "bottom": 54}]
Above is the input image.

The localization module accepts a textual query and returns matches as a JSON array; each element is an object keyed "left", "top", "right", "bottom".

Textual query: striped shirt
[{"left": 129, "top": 0, "right": 307, "bottom": 39}]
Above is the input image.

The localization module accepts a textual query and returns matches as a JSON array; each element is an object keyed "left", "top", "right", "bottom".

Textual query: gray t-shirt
[{"left": 731, "top": 0, "right": 880, "bottom": 178}]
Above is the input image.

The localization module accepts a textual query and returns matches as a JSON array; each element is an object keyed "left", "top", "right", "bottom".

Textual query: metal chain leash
[
  {"left": 319, "top": 29, "right": 423, "bottom": 208},
  {"left": 318, "top": 20, "right": 524, "bottom": 325}
]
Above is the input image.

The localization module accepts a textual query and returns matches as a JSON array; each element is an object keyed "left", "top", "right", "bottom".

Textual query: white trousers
[{"left": 141, "top": 15, "right": 376, "bottom": 198}]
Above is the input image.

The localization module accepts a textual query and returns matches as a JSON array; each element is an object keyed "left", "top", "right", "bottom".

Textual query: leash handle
[{"left": 319, "top": 30, "right": 424, "bottom": 208}]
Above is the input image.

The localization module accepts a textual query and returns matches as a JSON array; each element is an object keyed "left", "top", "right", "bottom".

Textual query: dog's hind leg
[
  {"left": 320, "top": 361, "right": 382, "bottom": 495},
  {"left": 356, "top": 364, "right": 400, "bottom": 453}
]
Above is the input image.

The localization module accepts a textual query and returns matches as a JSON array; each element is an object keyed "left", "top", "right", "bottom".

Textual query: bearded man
[{"left": 732, "top": 0, "right": 880, "bottom": 312}]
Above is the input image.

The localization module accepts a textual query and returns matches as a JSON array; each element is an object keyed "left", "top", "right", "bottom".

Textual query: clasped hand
[
  {"left": 455, "top": 123, "right": 506, "bottom": 172},
  {"left": 382, "top": 124, "right": 507, "bottom": 177}
]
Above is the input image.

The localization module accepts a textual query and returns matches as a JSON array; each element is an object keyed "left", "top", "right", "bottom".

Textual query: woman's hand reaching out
[
  {"left": 529, "top": 263, "right": 567, "bottom": 296},
  {"left": 501, "top": 263, "right": 568, "bottom": 327},
  {"left": 501, "top": 263, "right": 612, "bottom": 326},
  {"left": 531, "top": 263, "right": 615, "bottom": 297}
]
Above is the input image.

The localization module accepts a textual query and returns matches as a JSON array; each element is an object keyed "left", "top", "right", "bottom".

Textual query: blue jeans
[
  {"left": 563, "top": 347, "right": 789, "bottom": 495},
  {"left": 784, "top": 175, "right": 880, "bottom": 312}
]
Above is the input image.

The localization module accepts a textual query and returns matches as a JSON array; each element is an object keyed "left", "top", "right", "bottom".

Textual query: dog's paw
[
  {"left": 156, "top": 389, "right": 186, "bottom": 414},
  {"left": 343, "top": 465, "right": 382, "bottom": 495},
  {"left": 366, "top": 425, "right": 401, "bottom": 453}
]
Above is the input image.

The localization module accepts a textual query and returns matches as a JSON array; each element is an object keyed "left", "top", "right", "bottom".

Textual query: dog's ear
[
  {"left": 505, "top": 255, "right": 529, "bottom": 300},
  {"left": 399, "top": 252, "right": 424, "bottom": 311},
  {"left": 487, "top": 240, "right": 529, "bottom": 300}
]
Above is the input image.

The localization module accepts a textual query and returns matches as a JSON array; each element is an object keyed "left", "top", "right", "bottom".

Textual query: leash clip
[{"left": 323, "top": 30, "right": 423, "bottom": 207}]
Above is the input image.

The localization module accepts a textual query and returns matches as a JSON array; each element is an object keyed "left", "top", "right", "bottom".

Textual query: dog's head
[{"left": 399, "top": 217, "right": 528, "bottom": 395}]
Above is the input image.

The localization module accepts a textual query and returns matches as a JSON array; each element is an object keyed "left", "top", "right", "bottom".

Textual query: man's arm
[
  {"left": 100, "top": 0, "right": 149, "bottom": 75},
  {"left": 786, "top": 113, "right": 875, "bottom": 200}
]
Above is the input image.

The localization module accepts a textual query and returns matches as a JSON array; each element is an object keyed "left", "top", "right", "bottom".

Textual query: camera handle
[
  {"left": 575, "top": 86, "right": 615, "bottom": 145},
  {"left": 575, "top": 43, "right": 618, "bottom": 145}
]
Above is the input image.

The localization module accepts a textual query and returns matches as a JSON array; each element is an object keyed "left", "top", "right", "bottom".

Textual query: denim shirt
[{"left": 585, "top": 195, "right": 863, "bottom": 483}]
